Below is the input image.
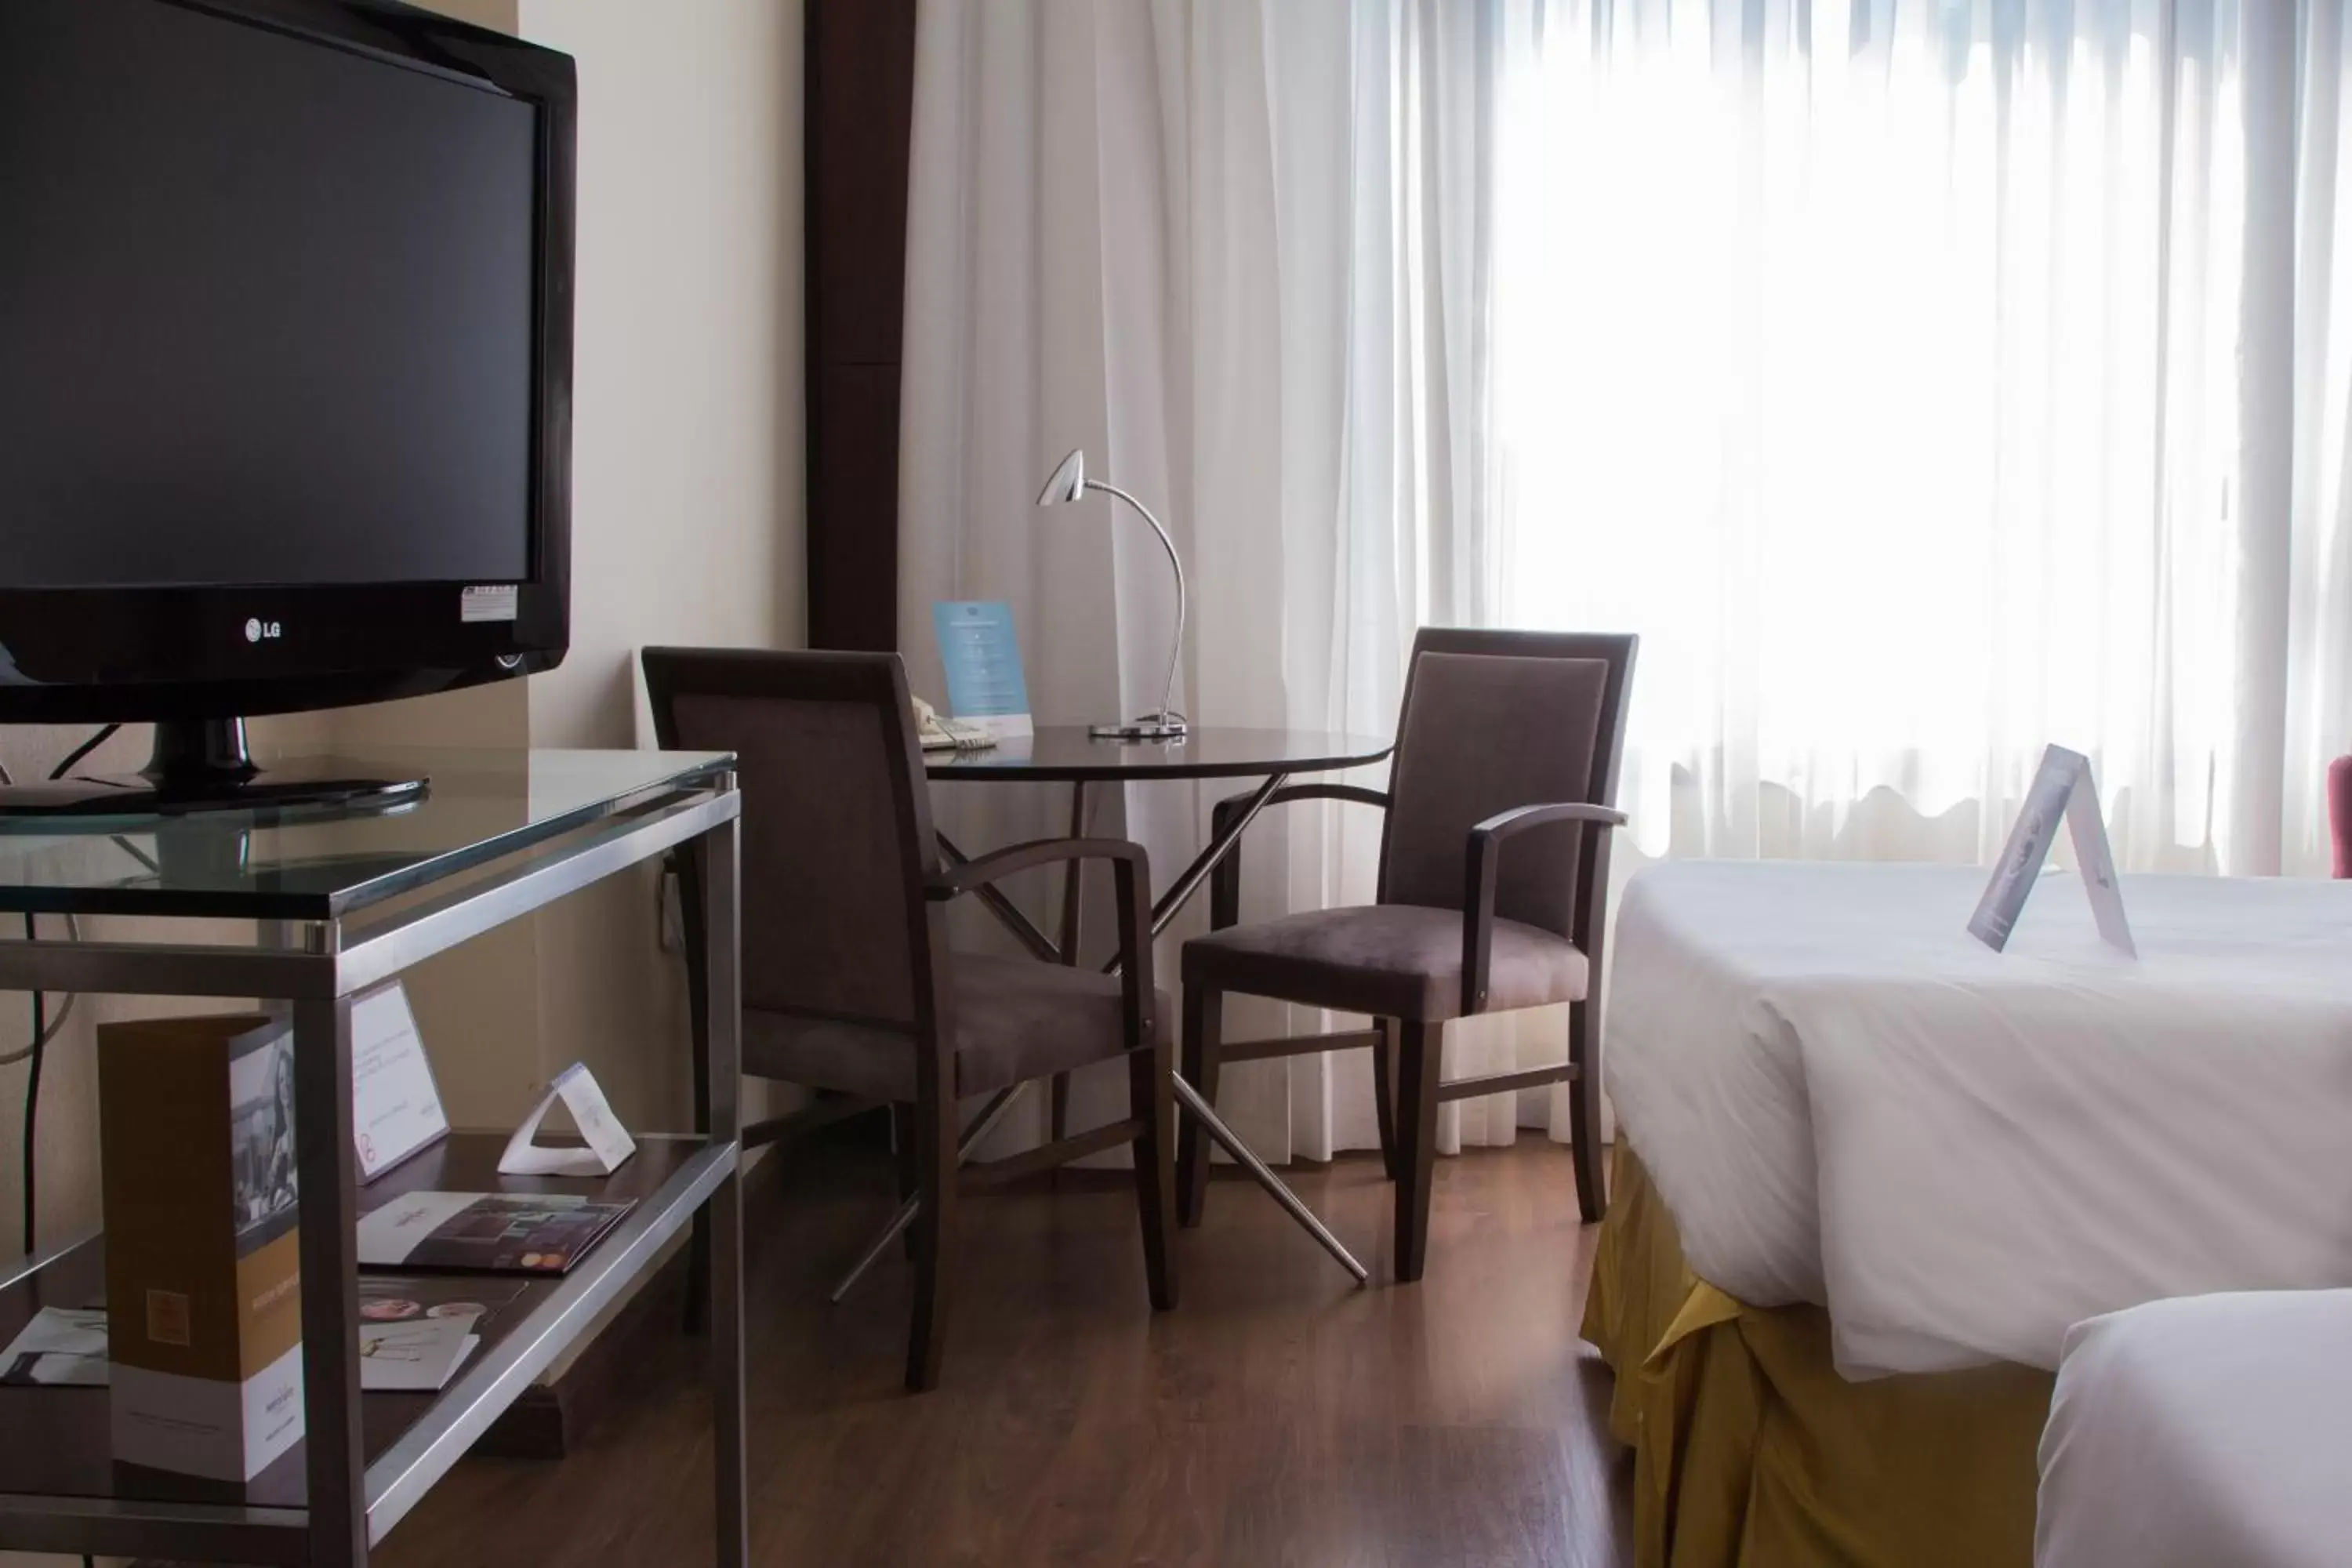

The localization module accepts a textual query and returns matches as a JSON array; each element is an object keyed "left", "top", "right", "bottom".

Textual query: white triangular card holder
[
  {"left": 497, "top": 1063, "right": 637, "bottom": 1177},
  {"left": 1969, "top": 744, "right": 2136, "bottom": 956}
]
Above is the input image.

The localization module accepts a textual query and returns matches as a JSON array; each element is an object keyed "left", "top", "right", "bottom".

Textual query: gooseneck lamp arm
[
  {"left": 1082, "top": 478, "right": 1186, "bottom": 732},
  {"left": 1036, "top": 448, "right": 1189, "bottom": 740}
]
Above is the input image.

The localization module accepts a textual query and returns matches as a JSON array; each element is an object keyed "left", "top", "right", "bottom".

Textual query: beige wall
[
  {"left": 517, "top": 0, "right": 806, "bottom": 1132},
  {"left": 521, "top": 0, "right": 807, "bottom": 748},
  {"left": 423, "top": 0, "right": 515, "bottom": 27}
]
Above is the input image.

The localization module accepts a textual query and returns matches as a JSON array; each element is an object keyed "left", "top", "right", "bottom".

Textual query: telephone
[{"left": 913, "top": 695, "right": 996, "bottom": 753}]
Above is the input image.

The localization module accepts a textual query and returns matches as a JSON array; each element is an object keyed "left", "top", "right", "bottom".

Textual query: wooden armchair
[
  {"left": 1178, "top": 630, "right": 1636, "bottom": 1280},
  {"left": 644, "top": 647, "right": 1176, "bottom": 1389}
]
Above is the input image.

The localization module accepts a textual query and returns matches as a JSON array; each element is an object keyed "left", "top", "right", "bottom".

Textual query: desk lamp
[{"left": 1036, "top": 448, "right": 1189, "bottom": 741}]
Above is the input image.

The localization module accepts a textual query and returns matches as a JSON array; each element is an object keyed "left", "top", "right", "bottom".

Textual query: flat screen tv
[{"left": 0, "top": 0, "right": 575, "bottom": 815}]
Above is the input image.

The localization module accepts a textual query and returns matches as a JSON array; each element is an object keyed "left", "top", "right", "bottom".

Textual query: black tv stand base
[{"left": 0, "top": 718, "right": 427, "bottom": 820}]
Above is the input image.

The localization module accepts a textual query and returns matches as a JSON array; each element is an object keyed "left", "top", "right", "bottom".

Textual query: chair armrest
[
  {"left": 1469, "top": 802, "right": 1628, "bottom": 841},
  {"left": 1209, "top": 782, "right": 1392, "bottom": 830},
  {"left": 928, "top": 837, "right": 1156, "bottom": 1040},
  {"left": 1461, "top": 803, "right": 1628, "bottom": 1014},
  {"left": 927, "top": 837, "right": 1148, "bottom": 900},
  {"left": 1210, "top": 784, "right": 1391, "bottom": 928}
]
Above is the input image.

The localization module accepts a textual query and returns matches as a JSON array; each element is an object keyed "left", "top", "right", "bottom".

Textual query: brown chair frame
[
  {"left": 1179, "top": 629, "right": 1636, "bottom": 1279},
  {"left": 644, "top": 647, "right": 1176, "bottom": 1390}
]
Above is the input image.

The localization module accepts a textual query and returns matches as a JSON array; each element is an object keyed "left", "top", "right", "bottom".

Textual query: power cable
[
  {"left": 46, "top": 724, "right": 118, "bottom": 782},
  {"left": 8, "top": 724, "right": 122, "bottom": 1252}
]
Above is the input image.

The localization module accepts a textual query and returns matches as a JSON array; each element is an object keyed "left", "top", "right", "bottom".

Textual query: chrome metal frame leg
[
  {"left": 292, "top": 982, "right": 366, "bottom": 1565},
  {"left": 1171, "top": 1076, "right": 1367, "bottom": 1284},
  {"left": 698, "top": 811, "right": 748, "bottom": 1567}
]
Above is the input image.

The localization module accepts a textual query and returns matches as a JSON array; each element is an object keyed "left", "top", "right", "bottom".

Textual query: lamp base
[{"left": 1088, "top": 713, "right": 1190, "bottom": 743}]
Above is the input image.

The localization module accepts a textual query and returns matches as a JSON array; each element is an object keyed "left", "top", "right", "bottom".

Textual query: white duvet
[
  {"left": 1605, "top": 861, "right": 2352, "bottom": 1377},
  {"left": 2038, "top": 1290, "right": 2352, "bottom": 1568}
]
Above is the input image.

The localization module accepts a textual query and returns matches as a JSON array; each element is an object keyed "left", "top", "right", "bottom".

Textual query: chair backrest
[
  {"left": 1377, "top": 629, "right": 1638, "bottom": 947},
  {"left": 642, "top": 648, "right": 941, "bottom": 1029}
]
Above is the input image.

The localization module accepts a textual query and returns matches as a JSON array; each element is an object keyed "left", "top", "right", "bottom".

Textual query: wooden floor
[{"left": 378, "top": 1127, "right": 1634, "bottom": 1568}]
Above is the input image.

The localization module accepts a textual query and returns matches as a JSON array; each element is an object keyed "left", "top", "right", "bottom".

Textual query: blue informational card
[{"left": 932, "top": 601, "right": 1033, "bottom": 738}]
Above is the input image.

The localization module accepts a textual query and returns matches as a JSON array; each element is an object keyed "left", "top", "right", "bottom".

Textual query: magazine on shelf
[
  {"left": 355, "top": 1192, "right": 636, "bottom": 1276},
  {"left": 0, "top": 1279, "right": 532, "bottom": 1394}
]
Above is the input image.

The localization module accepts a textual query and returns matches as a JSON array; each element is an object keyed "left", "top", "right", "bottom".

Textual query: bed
[
  {"left": 1584, "top": 861, "right": 2352, "bottom": 1566},
  {"left": 2036, "top": 1290, "right": 2352, "bottom": 1568}
]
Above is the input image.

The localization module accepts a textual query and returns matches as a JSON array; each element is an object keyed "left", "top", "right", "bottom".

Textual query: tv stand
[
  {"left": 0, "top": 717, "right": 428, "bottom": 820},
  {"left": 0, "top": 752, "right": 746, "bottom": 1566}
]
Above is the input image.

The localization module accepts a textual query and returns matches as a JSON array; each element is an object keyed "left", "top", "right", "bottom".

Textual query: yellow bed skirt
[{"left": 1580, "top": 1145, "right": 2054, "bottom": 1568}]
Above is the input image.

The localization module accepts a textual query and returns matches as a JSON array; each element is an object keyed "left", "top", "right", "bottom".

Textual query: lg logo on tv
[{"left": 245, "top": 618, "right": 284, "bottom": 644}]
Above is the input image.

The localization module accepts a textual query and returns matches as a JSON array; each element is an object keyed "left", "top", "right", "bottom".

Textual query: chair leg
[
  {"left": 1370, "top": 1018, "right": 1401, "bottom": 1183},
  {"left": 1177, "top": 985, "right": 1222, "bottom": 1229},
  {"left": 1567, "top": 1000, "right": 1607, "bottom": 1224},
  {"left": 891, "top": 1101, "right": 920, "bottom": 1258},
  {"left": 1127, "top": 1033, "right": 1180, "bottom": 1311},
  {"left": 1393, "top": 1020, "right": 1442, "bottom": 1283},
  {"left": 904, "top": 1084, "right": 956, "bottom": 1392}
]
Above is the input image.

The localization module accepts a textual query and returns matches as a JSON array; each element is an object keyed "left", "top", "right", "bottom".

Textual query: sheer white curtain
[
  {"left": 1492, "top": 0, "right": 2352, "bottom": 878},
  {"left": 898, "top": 0, "right": 1325, "bottom": 1160},
  {"left": 899, "top": 0, "right": 1534, "bottom": 1161},
  {"left": 899, "top": 0, "right": 2352, "bottom": 1163}
]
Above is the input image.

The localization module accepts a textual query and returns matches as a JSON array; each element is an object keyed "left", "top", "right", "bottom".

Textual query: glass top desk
[{"left": 0, "top": 748, "right": 748, "bottom": 1568}]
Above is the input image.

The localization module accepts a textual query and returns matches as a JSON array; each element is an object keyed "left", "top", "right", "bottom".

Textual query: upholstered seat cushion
[
  {"left": 1182, "top": 903, "right": 1588, "bottom": 1022},
  {"left": 743, "top": 953, "right": 1169, "bottom": 1103}
]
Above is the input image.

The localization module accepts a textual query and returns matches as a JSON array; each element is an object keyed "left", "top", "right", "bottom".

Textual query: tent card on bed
[{"left": 1969, "top": 744, "right": 2136, "bottom": 957}]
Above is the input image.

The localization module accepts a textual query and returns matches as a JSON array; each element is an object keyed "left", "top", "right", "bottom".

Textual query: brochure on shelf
[
  {"left": 356, "top": 1316, "right": 479, "bottom": 1393},
  {"left": 97, "top": 1011, "right": 304, "bottom": 1481},
  {"left": 356, "top": 1192, "right": 635, "bottom": 1276}
]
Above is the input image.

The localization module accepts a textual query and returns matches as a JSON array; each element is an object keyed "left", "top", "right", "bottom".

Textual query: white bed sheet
[
  {"left": 2038, "top": 1290, "right": 2352, "bottom": 1568},
  {"left": 1606, "top": 861, "right": 2352, "bottom": 1375}
]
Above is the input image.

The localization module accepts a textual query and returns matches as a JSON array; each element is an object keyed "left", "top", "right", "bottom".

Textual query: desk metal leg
[
  {"left": 697, "top": 811, "right": 748, "bottom": 1568},
  {"left": 829, "top": 1081, "right": 1028, "bottom": 1303},
  {"left": 1171, "top": 1076, "right": 1367, "bottom": 1284},
  {"left": 861, "top": 768, "right": 1364, "bottom": 1287},
  {"left": 292, "top": 985, "right": 367, "bottom": 1566},
  {"left": 1102, "top": 770, "right": 1366, "bottom": 1282},
  {"left": 1131, "top": 772, "right": 1286, "bottom": 948}
]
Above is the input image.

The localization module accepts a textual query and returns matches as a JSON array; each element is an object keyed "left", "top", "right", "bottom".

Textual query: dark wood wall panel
[
  {"left": 807, "top": 363, "right": 906, "bottom": 652},
  {"left": 805, "top": 0, "right": 917, "bottom": 652}
]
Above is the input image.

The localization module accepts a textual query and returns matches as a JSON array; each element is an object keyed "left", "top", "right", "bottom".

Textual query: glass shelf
[{"left": 0, "top": 748, "right": 732, "bottom": 922}]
